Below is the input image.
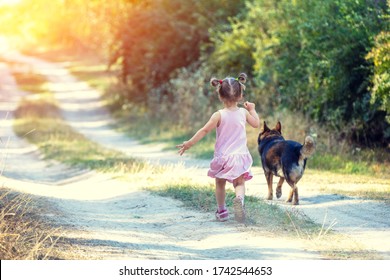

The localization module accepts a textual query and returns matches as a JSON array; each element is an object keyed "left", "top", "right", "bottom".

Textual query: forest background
[{"left": 1, "top": 0, "right": 389, "bottom": 175}]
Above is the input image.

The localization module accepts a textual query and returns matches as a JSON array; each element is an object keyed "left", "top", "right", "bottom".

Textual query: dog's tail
[{"left": 300, "top": 136, "right": 315, "bottom": 159}]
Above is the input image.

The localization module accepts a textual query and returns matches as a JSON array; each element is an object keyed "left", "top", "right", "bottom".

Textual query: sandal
[{"left": 215, "top": 209, "right": 229, "bottom": 222}]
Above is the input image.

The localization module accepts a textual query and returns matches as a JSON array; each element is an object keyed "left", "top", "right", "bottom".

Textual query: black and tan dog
[{"left": 258, "top": 121, "right": 315, "bottom": 205}]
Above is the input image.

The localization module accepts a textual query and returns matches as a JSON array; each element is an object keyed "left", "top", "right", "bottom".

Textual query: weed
[{"left": 0, "top": 189, "right": 61, "bottom": 259}]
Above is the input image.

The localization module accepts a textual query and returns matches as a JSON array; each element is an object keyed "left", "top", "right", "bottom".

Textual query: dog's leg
[
  {"left": 292, "top": 186, "right": 299, "bottom": 205},
  {"left": 265, "top": 172, "right": 273, "bottom": 200},
  {"left": 276, "top": 177, "right": 284, "bottom": 199},
  {"left": 286, "top": 187, "right": 293, "bottom": 203}
]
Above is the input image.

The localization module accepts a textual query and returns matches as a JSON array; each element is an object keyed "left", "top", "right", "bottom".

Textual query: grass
[
  {"left": 309, "top": 148, "right": 389, "bottom": 176},
  {"left": 303, "top": 170, "right": 390, "bottom": 202},
  {"left": 0, "top": 189, "right": 61, "bottom": 259},
  {"left": 13, "top": 95, "right": 144, "bottom": 173},
  {"left": 0, "top": 187, "right": 90, "bottom": 260},
  {"left": 150, "top": 183, "right": 319, "bottom": 233},
  {"left": 148, "top": 183, "right": 381, "bottom": 259}
]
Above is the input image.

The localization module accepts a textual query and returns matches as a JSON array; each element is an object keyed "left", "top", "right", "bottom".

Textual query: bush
[{"left": 148, "top": 63, "right": 215, "bottom": 130}]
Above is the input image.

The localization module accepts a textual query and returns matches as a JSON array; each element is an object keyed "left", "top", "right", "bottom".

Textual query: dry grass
[
  {"left": 0, "top": 188, "right": 62, "bottom": 259},
  {"left": 301, "top": 170, "right": 390, "bottom": 202}
]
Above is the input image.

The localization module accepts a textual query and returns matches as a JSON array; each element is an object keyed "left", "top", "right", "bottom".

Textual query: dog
[{"left": 258, "top": 121, "right": 315, "bottom": 205}]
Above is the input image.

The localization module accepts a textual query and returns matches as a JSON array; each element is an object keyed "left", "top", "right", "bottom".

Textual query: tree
[
  {"left": 367, "top": 31, "right": 390, "bottom": 123},
  {"left": 224, "top": 0, "right": 389, "bottom": 145},
  {"left": 109, "top": 0, "right": 247, "bottom": 103}
]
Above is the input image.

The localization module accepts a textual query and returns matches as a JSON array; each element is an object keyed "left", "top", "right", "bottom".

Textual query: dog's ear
[
  {"left": 275, "top": 121, "right": 282, "bottom": 133},
  {"left": 263, "top": 121, "right": 270, "bottom": 132}
]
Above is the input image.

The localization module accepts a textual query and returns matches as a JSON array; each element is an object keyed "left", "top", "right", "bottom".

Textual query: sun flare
[{"left": 0, "top": 0, "right": 21, "bottom": 6}]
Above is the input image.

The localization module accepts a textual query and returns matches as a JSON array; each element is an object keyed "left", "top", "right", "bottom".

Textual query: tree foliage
[
  {"left": 367, "top": 31, "right": 390, "bottom": 123},
  {"left": 108, "top": 0, "right": 246, "bottom": 102},
  {"left": 207, "top": 0, "right": 389, "bottom": 145},
  {"left": 0, "top": 0, "right": 388, "bottom": 146}
]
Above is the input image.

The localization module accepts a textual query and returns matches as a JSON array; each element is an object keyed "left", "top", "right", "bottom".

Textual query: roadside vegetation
[
  {"left": 14, "top": 98, "right": 141, "bottom": 173},
  {"left": 149, "top": 183, "right": 380, "bottom": 259},
  {"left": 0, "top": 187, "right": 92, "bottom": 260},
  {"left": 61, "top": 57, "right": 390, "bottom": 180},
  {"left": 0, "top": 189, "right": 61, "bottom": 259}
]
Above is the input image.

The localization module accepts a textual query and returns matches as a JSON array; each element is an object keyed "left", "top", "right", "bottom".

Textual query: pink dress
[{"left": 207, "top": 108, "right": 253, "bottom": 183}]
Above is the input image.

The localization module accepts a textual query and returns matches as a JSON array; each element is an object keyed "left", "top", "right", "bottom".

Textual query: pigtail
[
  {"left": 210, "top": 77, "right": 221, "bottom": 87},
  {"left": 238, "top": 73, "right": 247, "bottom": 84},
  {"left": 237, "top": 73, "right": 247, "bottom": 91}
]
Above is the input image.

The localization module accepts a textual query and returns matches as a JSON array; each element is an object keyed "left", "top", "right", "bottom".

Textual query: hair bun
[
  {"left": 210, "top": 77, "right": 220, "bottom": 87},
  {"left": 238, "top": 73, "right": 247, "bottom": 84}
]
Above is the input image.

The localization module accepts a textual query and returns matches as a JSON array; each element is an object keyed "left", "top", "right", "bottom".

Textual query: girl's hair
[{"left": 210, "top": 73, "right": 247, "bottom": 102}]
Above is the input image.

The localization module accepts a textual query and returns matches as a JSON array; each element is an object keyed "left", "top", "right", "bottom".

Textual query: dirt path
[{"left": 1, "top": 50, "right": 389, "bottom": 259}]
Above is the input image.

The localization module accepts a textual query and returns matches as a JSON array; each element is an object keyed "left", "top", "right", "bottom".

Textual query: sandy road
[{"left": 1, "top": 50, "right": 389, "bottom": 259}]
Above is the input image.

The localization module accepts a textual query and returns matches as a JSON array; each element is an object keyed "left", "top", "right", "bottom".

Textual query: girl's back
[{"left": 214, "top": 108, "right": 249, "bottom": 157}]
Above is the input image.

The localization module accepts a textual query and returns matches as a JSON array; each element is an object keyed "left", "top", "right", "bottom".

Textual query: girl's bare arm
[
  {"left": 176, "top": 112, "right": 220, "bottom": 156},
  {"left": 243, "top": 101, "right": 260, "bottom": 128}
]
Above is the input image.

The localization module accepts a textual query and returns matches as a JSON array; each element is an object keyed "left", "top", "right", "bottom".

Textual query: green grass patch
[
  {"left": 307, "top": 144, "right": 390, "bottom": 177},
  {"left": 150, "top": 183, "right": 319, "bottom": 235},
  {"left": 13, "top": 95, "right": 143, "bottom": 173},
  {"left": 150, "top": 183, "right": 383, "bottom": 259},
  {"left": 311, "top": 154, "right": 372, "bottom": 175}
]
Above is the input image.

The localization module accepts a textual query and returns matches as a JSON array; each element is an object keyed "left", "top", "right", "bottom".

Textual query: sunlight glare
[{"left": 0, "top": 0, "right": 21, "bottom": 6}]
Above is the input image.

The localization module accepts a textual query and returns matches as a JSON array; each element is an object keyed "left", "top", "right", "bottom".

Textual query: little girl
[{"left": 176, "top": 73, "right": 259, "bottom": 223}]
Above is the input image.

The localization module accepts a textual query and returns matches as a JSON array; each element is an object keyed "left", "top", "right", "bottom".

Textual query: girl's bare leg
[
  {"left": 233, "top": 175, "right": 245, "bottom": 202},
  {"left": 233, "top": 175, "right": 246, "bottom": 222},
  {"left": 215, "top": 178, "right": 227, "bottom": 208}
]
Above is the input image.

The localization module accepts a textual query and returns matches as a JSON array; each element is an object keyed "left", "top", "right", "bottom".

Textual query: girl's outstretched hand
[
  {"left": 243, "top": 101, "right": 256, "bottom": 111},
  {"left": 176, "top": 141, "right": 191, "bottom": 156}
]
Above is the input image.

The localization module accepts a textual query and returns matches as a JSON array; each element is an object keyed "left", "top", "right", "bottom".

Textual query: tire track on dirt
[{"left": 0, "top": 62, "right": 92, "bottom": 184}]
